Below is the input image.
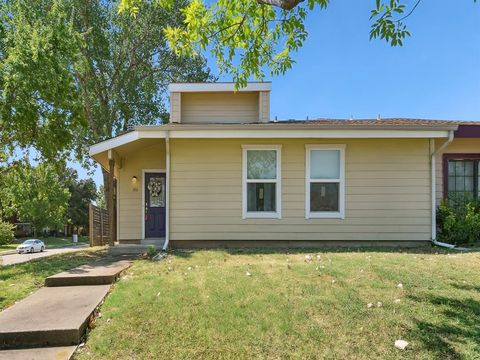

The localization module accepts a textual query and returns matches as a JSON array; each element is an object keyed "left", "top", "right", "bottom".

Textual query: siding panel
[
  {"left": 169, "top": 138, "right": 432, "bottom": 242},
  {"left": 181, "top": 92, "right": 259, "bottom": 123}
]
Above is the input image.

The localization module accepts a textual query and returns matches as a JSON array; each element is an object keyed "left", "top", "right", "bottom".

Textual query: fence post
[
  {"left": 89, "top": 203, "right": 111, "bottom": 247},
  {"left": 100, "top": 208, "right": 104, "bottom": 246},
  {"left": 89, "top": 204, "right": 93, "bottom": 247}
]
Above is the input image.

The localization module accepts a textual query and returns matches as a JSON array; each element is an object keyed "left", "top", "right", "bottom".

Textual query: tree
[
  {"left": 119, "top": 0, "right": 477, "bottom": 88},
  {"left": 1, "top": 0, "right": 213, "bottom": 158},
  {"left": 59, "top": 168, "right": 97, "bottom": 229},
  {"left": 1, "top": 161, "right": 70, "bottom": 236},
  {"left": 0, "top": 219, "right": 14, "bottom": 245},
  {"left": 96, "top": 185, "right": 107, "bottom": 209},
  {"left": 1, "top": 0, "right": 214, "bottom": 241}
]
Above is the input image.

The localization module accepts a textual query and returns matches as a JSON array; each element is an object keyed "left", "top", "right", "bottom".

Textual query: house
[{"left": 89, "top": 82, "right": 479, "bottom": 249}]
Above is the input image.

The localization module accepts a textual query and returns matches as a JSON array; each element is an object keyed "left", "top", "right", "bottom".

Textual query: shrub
[
  {"left": 146, "top": 245, "right": 157, "bottom": 259},
  {"left": 437, "top": 202, "right": 480, "bottom": 246},
  {"left": 0, "top": 220, "right": 15, "bottom": 245}
]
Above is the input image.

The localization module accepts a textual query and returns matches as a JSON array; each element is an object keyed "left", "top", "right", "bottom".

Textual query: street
[{"left": 0, "top": 244, "right": 89, "bottom": 266}]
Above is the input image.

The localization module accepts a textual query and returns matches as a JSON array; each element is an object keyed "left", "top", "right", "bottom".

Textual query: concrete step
[
  {"left": 109, "top": 243, "right": 164, "bottom": 255},
  {"left": 45, "top": 259, "right": 131, "bottom": 287},
  {"left": 0, "top": 346, "right": 76, "bottom": 360},
  {"left": 0, "top": 285, "right": 110, "bottom": 349},
  {"left": 141, "top": 238, "right": 165, "bottom": 245}
]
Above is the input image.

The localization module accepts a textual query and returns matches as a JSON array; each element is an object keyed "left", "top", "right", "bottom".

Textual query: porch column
[{"left": 108, "top": 157, "right": 116, "bottom": 246}]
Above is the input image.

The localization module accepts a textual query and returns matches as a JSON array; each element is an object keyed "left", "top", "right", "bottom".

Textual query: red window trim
[{"left": 442, "top": 153, "right": 480, "bottom": 199}]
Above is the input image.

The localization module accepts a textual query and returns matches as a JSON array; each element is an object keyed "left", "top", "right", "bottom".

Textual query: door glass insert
[{"left": 148, "top": 176, "right": 165, "bottom": 207}]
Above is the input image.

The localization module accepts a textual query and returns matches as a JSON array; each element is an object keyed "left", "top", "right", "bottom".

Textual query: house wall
[
  {"left": 170, "top": 92, "right": 181, "bottom": 123},
  {"left": 180, "top": 92, "right": 260, "bottom": 123},
  {"left": 117, "top": 142, "right": 166, "bottom": 242},
  {"left": 435, "top": 138, "right": 480, "bottom": 205},
  {"left": 169, "top": 138, "right": 432, "bottom": 243},
  {"left": 258, "top": 92, "right": 270, "bottom": 122}
]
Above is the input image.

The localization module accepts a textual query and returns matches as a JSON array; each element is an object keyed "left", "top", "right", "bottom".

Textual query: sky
[{"left": 76, "top": 0, "right": 480, "bottom": 186}]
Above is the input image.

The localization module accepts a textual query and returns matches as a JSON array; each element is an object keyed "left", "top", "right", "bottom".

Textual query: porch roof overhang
[{"left": 89, "top": 121, "right": 459, "bottom": 170}]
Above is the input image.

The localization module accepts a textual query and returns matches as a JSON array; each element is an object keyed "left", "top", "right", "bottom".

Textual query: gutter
[
  {"left": 163, "top": 131, "right": 170, "bottom": 251},
  {"left": 430, "top": 131, "right": 455, "bottom": 248}
]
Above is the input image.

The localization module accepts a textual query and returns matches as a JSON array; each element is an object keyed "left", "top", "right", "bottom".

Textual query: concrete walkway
[
  {"left": 0, "top": 256, "right": 132, "bottom": 359},
  {"left": 45, "top": 259, "right": 132, "bottom": 286},
  {"left": 0, "top": 346, "right": 77, "bottom": 360},
  {"left": 0, "top": 244, "right": 89, "bottom": 266}
]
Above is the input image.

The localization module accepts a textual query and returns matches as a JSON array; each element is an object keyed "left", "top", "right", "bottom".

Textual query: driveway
[{"left": 0, "top": 244, "right": 89, "bottom": 266}]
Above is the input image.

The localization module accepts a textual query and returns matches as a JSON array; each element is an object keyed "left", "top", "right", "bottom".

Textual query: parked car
[{"left": 16, "top": 239, "right": 45, "bottom": 254}]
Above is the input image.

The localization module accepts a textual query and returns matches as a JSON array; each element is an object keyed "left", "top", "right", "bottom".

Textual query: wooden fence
[{"left": 89, "top": 204, "right": 110, "bottom": 246}]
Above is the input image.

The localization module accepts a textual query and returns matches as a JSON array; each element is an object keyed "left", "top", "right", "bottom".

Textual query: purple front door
[{"left": 144, "top": 172, "right": 166, "bottom": 238}]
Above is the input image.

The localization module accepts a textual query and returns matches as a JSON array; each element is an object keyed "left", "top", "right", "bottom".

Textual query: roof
[
  {"left": 273, "top": 118, "right": 464, "bottom": 127},
  {"left": 168, "top": 82, "right": 271, "bottom": 92},
  {"left": 90, "top": 118, "right": 466, "bottom": 160},
  {"left": 133, "top": 118, "right": 462, "bottom": 132}
]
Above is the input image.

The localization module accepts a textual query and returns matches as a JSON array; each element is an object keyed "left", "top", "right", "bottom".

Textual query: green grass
[
  {"left": 0, "top": 243, "right": 18, "bottom": 253},
  {"left": 0, "top": 236, "right": 89, "bottom": 254},
  {"left": 40, "top": 236, "right": 89, "bottom": 247},
  {"left": 0, "top": 248, "right": 105, "bottom": 310},
  {"left": 76, "top": 248, "right": 480, "bottom": 360}
]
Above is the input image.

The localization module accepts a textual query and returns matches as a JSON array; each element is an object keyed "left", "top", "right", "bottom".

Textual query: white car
[{"left": 16, "top": 239, "right": 45, "bottom": 254}]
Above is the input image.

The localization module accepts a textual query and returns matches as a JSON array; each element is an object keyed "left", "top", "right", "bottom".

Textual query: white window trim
[
  {"left": 305, "top": 144, "right": 346, "bottom": 219},
  {"left": 242, "top": 145, "right": 282, "bottom": 219}
]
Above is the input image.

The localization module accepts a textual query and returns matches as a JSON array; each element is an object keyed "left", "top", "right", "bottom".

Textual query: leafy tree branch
[{"left": 119, "top": 0, "right": 477, "bottom": 89}]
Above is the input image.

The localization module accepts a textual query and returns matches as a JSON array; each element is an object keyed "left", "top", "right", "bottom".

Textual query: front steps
[
  {"left": 0, "top": 346, "right": 77, "bottom": 360},
  {"left": 0, "top": 257, "right": 132, "bottom": 359},
  {"left": 109, "top": 241, "right": 165, "bottom": 255},
  {"left": 45, "top": 258, "right": 131, "bottom": 287},
  {"left": 0, "top": 285, "right": 111, "bottom": 349}
]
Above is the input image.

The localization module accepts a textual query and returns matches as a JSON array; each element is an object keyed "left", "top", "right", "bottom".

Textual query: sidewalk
[{"left": 0, "top": 256, "right": 132, "bottom": 359}]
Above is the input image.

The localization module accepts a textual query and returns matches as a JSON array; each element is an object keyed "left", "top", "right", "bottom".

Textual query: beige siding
[
  {"left": 181, "top": 92, "right": 259, "bottom": 123},
  {"left": 169, "top": 138, "right": 432, "bottom": 242},
  {"left": 259, "top": 91, "right": 270, "bottom": 122},
  {"left": 169, "top": 92, "right": 181, "bottom": 123},
  {"left": 117, "top": 142, "right": 166, "bottom": 240},
  {"left": 435, "top": 138, "right": 480, "bottom": 205}
]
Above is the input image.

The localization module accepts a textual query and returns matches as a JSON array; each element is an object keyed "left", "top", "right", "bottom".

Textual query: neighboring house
[{"left": 89, "top": 82, "right": 479, "bottom": 248}]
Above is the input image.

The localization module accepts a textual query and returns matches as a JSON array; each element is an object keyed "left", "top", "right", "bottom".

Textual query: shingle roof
[
  {"left": 154, "top": 118, "right": 468, "bottom": 130},
  {"left": 158, "top": 118, "right": 476, "bottom": 127},
  {"left": 273, "top": 118, "right": 465, "bottom": 126}
]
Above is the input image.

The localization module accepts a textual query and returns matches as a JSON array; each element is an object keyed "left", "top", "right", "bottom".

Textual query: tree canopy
[
  {"left": 60, "top": 168, "right": 97, "bottom": 228},
  {"left": 119, "top": 0, "right": 477, "bottom": 88},
  {"left": 0, "top": 0, "right": 214, "bottom": 163},
  {"left": 1, "top": 161, "right": 70, "bottom": 235}
]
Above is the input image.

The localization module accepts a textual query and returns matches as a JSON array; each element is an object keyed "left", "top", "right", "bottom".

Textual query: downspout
[
  {"left": 430, "top": 131, "right": 455, "bottom": 248},
  {"left": 163, "top": 131, "right": 170, "bottom": 251}
]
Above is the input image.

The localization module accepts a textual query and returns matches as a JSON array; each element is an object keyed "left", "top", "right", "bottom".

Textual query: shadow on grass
[
  {"left": 169, "top": 245, "right": 477, "bottom": 258},
  {"left": 407, "top": 293, "right": 480, "bottom": 359},
  {"left": 0, "top": 251, "right": 106, "bottom": 282},
  {"left": 450, "top": 283, "right": 480, "bottom": 292}
]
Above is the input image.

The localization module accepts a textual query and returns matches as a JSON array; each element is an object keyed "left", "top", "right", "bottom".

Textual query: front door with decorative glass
[{"left": 144, "top": 172, "right": 166, "bottom": 238}]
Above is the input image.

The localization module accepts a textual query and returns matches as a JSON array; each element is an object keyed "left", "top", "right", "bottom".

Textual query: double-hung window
[
  {"left": 305, "top": 145, "right": 345, "bottom": 219},
  {"left": 242, "top": 145, "right": 281, "bottom": 219}
]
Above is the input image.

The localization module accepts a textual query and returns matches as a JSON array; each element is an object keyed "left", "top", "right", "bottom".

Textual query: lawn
[
  {"left": 76, "top": 248, "right": 480, "bottom": 360},
  {"left": 0, "top": 236, "right": 89, "bottom": 254},
  {"left": 0, "top": 248, "right": 105, "bottom": 310}
]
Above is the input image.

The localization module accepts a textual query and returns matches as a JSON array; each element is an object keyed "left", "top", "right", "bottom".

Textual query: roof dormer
[{"left": 168, "top": 82, "right": 271, "bottom": 124}]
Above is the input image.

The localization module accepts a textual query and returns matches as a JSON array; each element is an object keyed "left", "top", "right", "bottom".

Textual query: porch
[{"left": 90, "top": 136, "right": 169, "bottom": 249}]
